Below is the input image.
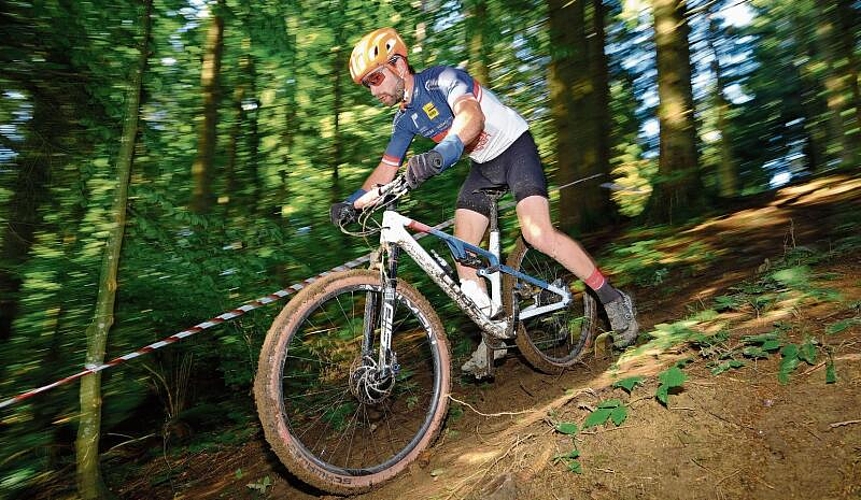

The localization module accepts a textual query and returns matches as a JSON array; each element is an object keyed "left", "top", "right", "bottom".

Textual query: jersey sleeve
[
  {"left": 435, "top": 67, "right": 480, "bottom": 111},
  {"left": 380, "top": 116, "right": 415, "bottom": 168}
]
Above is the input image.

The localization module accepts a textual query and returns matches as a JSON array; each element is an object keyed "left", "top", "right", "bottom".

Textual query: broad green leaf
[
  {"left": 598, "top": 399, "right": 623, "bottom": 409},
  {"left": 613, "top": 376, "right": 644, "bottom": 393},
  {"left": 771, "top": 266, "right": 810, "bottom": 288},
  {"left": 711, "top": 362, "right": 732, "bottom": 375},
  {"left": 826, "top": 319, "right": 858, "bottom": 335},
  {"left": 778, "top": 356, "right": 800, "bottom": 385},
  {"left": 555, "top": 422, "right": 579, "bottom": 435},
  {"left": 658, "top": 367, "right": 687, "bottom": 388},
  {"left": 799, "top": 341, "right": 817, "bottom": 365},
  {"left": 743, "top": 346, "right": 768, "bottom": 359},
  {"left": 781, "top": 344, "right": 799, "bottom": 359},
  {"left": 656, "top": 385, "right": 669, "bottom": 406},
  {"left": 554, "top": 449, "right": 580, "bottom": 460},
  {"left": 761, "top": 339, "right": 782, "bottom": 351},
  {"left": 567, "top": 460, "right": 583, "bottom": 474},
  {"left": 583, "top": 408, "right": 612, "bottom": 428},
  {"left": 610, "top": 405, "right": 628, "bottom": 426}
]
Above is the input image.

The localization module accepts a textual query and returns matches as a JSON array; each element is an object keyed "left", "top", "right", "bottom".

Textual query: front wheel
[
  {"left": 254, "top": 269, "right": 451, "bottom": 494},
  {"left": 504, "top": 237, "right": 597, "bottom": 373}
]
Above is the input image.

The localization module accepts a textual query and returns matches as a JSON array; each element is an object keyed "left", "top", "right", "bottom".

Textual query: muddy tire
[
  {"left": 254, "top": 270, "right": 451, "bottom": 494},
  {"left": 504, "top": 238, "right": 596, "bottom": 373}
]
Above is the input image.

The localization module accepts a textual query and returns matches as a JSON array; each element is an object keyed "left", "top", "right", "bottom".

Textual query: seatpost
[{"left": 486, "top": 194, "right": 502, "bottom": 306}]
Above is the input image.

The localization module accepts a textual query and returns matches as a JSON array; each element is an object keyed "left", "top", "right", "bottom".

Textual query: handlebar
[
  {"left": 339, "top": 174, "right": 411, "bottom": 236},
  {"left": 367, "top": 174, "right": 411, "bottom": 211}
]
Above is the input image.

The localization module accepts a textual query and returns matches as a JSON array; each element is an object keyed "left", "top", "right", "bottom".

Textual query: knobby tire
[
  {"left": 254, "top": 269, "right": 451, "bottom": 494},
  {"left": 504, "top": 237, "right": 596, "bottom": 373}
]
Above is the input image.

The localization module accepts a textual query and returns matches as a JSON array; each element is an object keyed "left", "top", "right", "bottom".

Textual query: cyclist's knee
[{"left": 522, "top": 226, "right": 558, "bottom": 258}]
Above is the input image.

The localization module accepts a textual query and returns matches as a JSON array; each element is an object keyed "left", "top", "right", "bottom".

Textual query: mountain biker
[{"left": 330, "top": 27, "right": 639, "bottom": 376}]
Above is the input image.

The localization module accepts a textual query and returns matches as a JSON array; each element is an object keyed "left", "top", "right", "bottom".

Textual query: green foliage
[
  {"left": 777, "top": 338, "right": 818, "bottom": 385},
  {"left": 553, "top": 422, "right": 582, "bottom": 474},
  {"left": 612, "top": 376, "right": 645, "bottom": 394},
  {"left": 826, "top": 318, "right": 861, "bottom": 335},
  {"left": 656, "top": 367, "right": 687, "bottom": 406},
  {"left": 0, "top": 0, "right": 858, "bottom": 495},
  {"left": 448, "top": 404, "right": 465, "bottom": 423},
  {"left": 825, "top": 357, "right": 838, "bottom": 384},
  {"left": 584, "top": 399, "right": 628, "bottom": 428},
  {"left": 710, "top": 358, "right": 746, "bottom": 375},
  {"left": 554, "top": 449, "right": 583, "bottom": 474},
  {"left": 247, "top": 475, "right": 272, "bottom": 495},
  {"left": 555, "top": 422, "right": 579, "bottom": 436}
]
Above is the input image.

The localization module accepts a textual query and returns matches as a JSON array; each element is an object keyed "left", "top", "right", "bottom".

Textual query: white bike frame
[{"left": 378, "top": 209, "right": 573, "bottom": 341}]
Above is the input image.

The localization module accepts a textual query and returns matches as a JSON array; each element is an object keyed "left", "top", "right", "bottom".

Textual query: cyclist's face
[{"left": 367, "top": 65, "right": 404, "bottom": 107}]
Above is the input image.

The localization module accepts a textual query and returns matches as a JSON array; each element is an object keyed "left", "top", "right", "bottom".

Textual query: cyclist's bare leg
[
  {"left": 454, "top": 208, "right": 505, "bottom": 376},
  {"left": 516, "top": 195, "right": 640, "bottom": 348},
  {"left": 515, "top": 195, "right": 597, "bottom": 281},
  {"left": 453, "top": 208, "right": 490, "bottom": 289}
]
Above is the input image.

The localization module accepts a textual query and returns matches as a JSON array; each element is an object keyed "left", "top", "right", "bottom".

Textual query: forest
[{"left": 1, "top": 0, "right": 859, "bottom": 498}]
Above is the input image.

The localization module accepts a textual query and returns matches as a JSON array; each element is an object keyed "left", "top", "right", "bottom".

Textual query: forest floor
[{"left": 111, "top": 173, "right": 860, "bottom": 500}]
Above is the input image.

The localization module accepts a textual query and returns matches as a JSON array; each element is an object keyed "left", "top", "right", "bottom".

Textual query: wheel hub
[{"left": 349, "top": 355, "right": 396, "bottom": 405}]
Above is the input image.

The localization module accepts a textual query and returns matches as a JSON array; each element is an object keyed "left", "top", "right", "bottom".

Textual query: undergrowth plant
[
  {"left": 552, "top": 421, "right": 582, "bottom": 473},
  {"left": 656, "top": 366, "right": 687, "bottom": 406}
]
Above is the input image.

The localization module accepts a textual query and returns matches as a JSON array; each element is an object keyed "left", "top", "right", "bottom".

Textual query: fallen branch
[
  {"left": 448, "top": 395, "right": 537, "bottom": 418},
  {"left": 830, "top": 419, "right": 861, "bottom": 428}
]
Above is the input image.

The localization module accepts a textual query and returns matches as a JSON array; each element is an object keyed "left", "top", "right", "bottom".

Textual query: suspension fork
[{"left": 364, "top": 243, "right": 400, "bottom": 378}]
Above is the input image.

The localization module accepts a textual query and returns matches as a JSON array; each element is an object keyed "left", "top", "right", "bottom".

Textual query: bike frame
[{"left": 373, "top": 208, "right": 573, "bottom": 370}]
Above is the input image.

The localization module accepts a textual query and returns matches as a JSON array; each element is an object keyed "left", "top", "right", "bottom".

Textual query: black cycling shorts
[{"left": 456, "top": 131, "right": 549, "bottom": 218}]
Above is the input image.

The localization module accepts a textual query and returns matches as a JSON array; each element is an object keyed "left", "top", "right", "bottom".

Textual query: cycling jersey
[{"left": 381, "top": 66, "right": 529, "bottom": 168}]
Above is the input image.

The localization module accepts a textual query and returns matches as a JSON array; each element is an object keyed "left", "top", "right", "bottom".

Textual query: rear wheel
[
  {"left": 504, "top": 237, "right": 596, "bottom": 373},
  {"left": 254, "top": 269, "right": 451, "bottom": 494}
]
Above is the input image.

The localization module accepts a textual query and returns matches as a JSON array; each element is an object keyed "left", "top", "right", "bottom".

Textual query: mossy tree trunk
[{"left": 75, "top": 1, "right": 151, "bottom": 498}]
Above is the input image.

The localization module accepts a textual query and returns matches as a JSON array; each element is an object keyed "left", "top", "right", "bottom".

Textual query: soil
[{"left": 116, "top": 173, "right": 861, "bottom": 500}]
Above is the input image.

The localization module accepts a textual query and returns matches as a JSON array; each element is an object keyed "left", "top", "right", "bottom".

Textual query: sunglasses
[{"left": 362, "top": 68, "right": 386, "bottom": 88}]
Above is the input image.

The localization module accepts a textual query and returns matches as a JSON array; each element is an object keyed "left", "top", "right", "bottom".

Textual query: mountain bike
[{"left": 254, "top": 174, "right": 597, "bottom": 494}]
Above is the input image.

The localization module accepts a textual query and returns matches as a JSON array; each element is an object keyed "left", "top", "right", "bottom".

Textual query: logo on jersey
[{"left": 422, "top": 102, "right": 439, "bottom": 120}]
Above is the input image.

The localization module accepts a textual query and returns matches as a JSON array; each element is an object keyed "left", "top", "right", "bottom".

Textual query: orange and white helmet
[{"left": 349, "top": 27, "right": 408, "bottom": 85}]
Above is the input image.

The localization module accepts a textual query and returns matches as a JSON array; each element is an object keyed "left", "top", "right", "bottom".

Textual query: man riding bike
[{"left": 330, "top": 27, "right": 639, "bottom": 376}]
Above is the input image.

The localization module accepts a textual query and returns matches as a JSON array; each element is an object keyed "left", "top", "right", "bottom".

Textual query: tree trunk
[
  {"left": 707, "top": 12, "right": 737, "bottom": 197},
  {"left": 332, "top": 30, "right": 345, "bottom": 181},
  {"left": 190, "top": 0, "right": 225, "bottom": 214},
  {"left": 643, "top": 0, "right": 703, "bottom": 223},
  {"left": 837, "top": 0, "right": 861, "bottom": 167},
  {"left": 549, "top": 0, "right": 611, "bottom": 233},
  {"left": 825, "top": 0, "right": 861, "bottom": 167},
  {"left": 465, "top": 0, "right": 491, "bottom": 85},
  {"left": 75, "top": 1, "right": 151, "bottom": 497},
  {"left": 589, "top": 0, "right": 613, "bottom": 219}
]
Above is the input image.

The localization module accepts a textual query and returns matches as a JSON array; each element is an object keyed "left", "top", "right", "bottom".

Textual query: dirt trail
[{"left": 118, "top": 174, "right": 861, "bottom": 500}]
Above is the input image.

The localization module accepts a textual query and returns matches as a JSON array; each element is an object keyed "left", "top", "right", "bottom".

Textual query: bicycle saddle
[{"left": 475, "top": 187, "right": 509, "bottom": 201}]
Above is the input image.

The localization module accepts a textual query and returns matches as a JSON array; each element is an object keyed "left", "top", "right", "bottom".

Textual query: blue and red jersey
[{"left": 380, "top": 66, "right": 529, "bottom": 168}]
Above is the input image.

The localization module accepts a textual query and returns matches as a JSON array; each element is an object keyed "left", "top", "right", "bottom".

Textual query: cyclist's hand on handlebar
[
  {"left": 405, "top": 150, "right": 444, "bottom": 189},
  {"left": 329, "top": 201, "right": 357, "bottom": 227}
]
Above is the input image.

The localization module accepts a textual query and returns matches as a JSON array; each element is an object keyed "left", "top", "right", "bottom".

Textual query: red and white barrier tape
[
  {"left": 0, "top": 254, "right": 371, "bottom": 410},
  {"left": 0, "top": 173, "right": 603, "bottom": 411}
]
